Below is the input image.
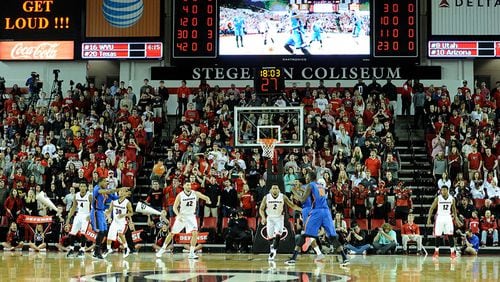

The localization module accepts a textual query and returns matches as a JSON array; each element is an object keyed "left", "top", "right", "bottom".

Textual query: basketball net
[{"left": 258, "top": 138, "right": 278, "bottom": 159}]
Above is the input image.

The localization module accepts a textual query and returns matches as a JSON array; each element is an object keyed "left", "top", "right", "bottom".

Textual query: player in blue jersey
[
  {"left": 284, "top": 11, "right": 311, "bottom": 55},
  {"left": 233, "top": 16, "right": 245, "bottom": 48},
  {"left": 289, "top": 178, "right": 323, "bottom": 260},
  {"left": 308, "top": 21, "right": 324, "bottom": 48},
  {"left": 286, "top": 172, "right": 349, "bottom": 266},
  {"left": 352, "top": 13, "right": 363, "bottom": 38},
  {"left": 90, "top": 178, "right": 128, "bottom": 259}
]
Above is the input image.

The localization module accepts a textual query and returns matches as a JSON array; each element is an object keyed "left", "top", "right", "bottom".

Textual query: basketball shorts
[
  {"left": 434, "top": 215, "right": 454, "bottom": 236},
  {"left": 107, "top": 220, "right": 127, "bottom": 242},
  {"left": 171, "top": 215, "right": 198, "bottom": 234},
  {"left": 70, "top": 213, "right": 90, "bottom": 236},
  {"left": 90, "top": 210, "right": 107, "bottom": 232},
  {"left": 266, "top": 215, "right": 285, "bottom": 239},
  {"left": 304, "top": 208, "right": 337, "bottom": 237}
]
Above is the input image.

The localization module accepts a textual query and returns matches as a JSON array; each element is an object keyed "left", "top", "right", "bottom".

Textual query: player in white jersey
[
  {"left": 427, "top": 186, "right": 462, "bottom": 259},
  {"left": 156, "top": 182, "right": 211, "bottom": 259},
  {"left": 65, "top": 183, "right": 92, "bottom": 257},
  {"left": 259, "top": 184, "right": 301, "bottom": 261},
  {"left": 103, "top": 188, "right": 133, "bottom": 258}
]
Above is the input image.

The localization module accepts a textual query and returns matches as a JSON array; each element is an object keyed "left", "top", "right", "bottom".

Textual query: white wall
[
  {"left": 0, "top": 61, "right": 87, "bottom": 93},
  {"left": 475, "top": 60, "right": 500, "bottom": 87}
]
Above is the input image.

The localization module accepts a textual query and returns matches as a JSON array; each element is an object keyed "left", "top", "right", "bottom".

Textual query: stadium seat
[
  {"left": 473, "top": 199, "right": 486, "bottom": 210},
  {"left": 222, "top": 217, "right": 230, "bottom": 230},
  {"left": 247, "top": 217, "right": 257, "bottom": 231},
  {"left": 370, "top": 219, "right": 386, "bottom": 230},
  {"left": 202, "top": 217, "right": 217, "bottom": 229},
  {"left": 395, "top": 219, "right": 403, "bottom": 230},
  {"left": 354, "top": 219, "right": 368, "bottom": 230},
  {"left": 344, "top": 218, "right": 351, "bottom": 229}
]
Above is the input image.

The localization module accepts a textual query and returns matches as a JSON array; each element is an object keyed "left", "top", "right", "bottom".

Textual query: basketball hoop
[{"left": 258, "top": 138, "right": 278, "bottom": 159}]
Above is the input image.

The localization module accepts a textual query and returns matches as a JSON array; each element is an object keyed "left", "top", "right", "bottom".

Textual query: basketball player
[
  {"left": 90, "top": 178, "right": 128, "bottom": 259},
  {"left": 290, "top": 178, "right": 324, "bottom": 259},
  {"left": 284, "top": 10, "right": 311, "bottom": 55},
  {"left": 156, "top": 182, "right": 212, "bottom": 259},
  {"left": 286, "top": 172, "right": 349, "bottom": 266},
  {"left": 103, "top": 189, "right": 133, "bottom": 258},
  {"left": 233, "top": 15, "right": 245, "bottom": 48},
  {"left": 66, "top": 183, "right": 92, "bottom": 257},
  {"left": 308, "top": 20, "right": 324, "bottom": 48},
  {"left": 427, "top": 185, "right": 462, "bottom": 259},
  {"left": 259, "top": 184, "right": 301, "bottom": 261}
]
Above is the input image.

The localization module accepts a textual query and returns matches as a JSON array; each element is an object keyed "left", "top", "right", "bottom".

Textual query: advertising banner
[
  {"left": 0, "top": 41, "right": 74, "bottom": 60},
  {"left": 86, "top": 0, "right": 161, "bottom": 38},
  {"left": 431, "top": 0, "right": 500, "bottom": 35}
]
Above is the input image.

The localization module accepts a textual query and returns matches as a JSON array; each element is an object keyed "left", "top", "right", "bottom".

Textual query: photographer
[
  {"left": 345, "top": 222, "right": 371, "bottom": 255},
  {"left": 373, "top": 223, "right": 397, "bottom": 255},
  {"left": 225, "top": 209, "right": 252, "bottom": 253},
  {"left": 460, "top": 229, "right": 480, "bottom": 256},
  {"left": 26, "top": 72, "right": 40, "bottom": 94}
]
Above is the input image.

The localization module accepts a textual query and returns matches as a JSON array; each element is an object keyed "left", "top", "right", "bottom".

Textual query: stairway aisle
[{"left": 394, "top": 116, "right": 436, "bottom": 245}]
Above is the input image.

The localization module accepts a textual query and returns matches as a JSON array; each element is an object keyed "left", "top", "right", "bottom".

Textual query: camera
[
  {"left": 31, "top": 72, "right": 39, "bottom": 79},
  {"left": 53, "top": 69, "right": 60, "bottom": 75}
]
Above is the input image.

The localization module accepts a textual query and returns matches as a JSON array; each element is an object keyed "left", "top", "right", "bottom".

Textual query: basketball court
[{"left": 0, "top": 252, "right": 497, "bottom": 281}]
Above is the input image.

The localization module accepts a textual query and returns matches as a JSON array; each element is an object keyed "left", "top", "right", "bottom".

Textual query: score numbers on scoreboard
[
  {"left": 373, "top": 0, "right": 418, "bottom": 58},
  {"left": 254, "top": 67, "right": 285, "bottom": 94},
  {"left": 173, "top": 0, "right": 217, "bottom": 58}
]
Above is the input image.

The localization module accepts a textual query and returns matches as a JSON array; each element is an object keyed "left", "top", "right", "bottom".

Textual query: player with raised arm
[
  {"left": 65, "top": 183, "right": 92, "bottom": 258},
  {"left": 260, "top": 184, "right": 302, "bottom": 261},
  {"left": 286, "top": 172, "right": 349, "bottom": 266},
  {"left": 103, "top": 188, "right": 134, "bottom": 258},
  {"left": 156, "top": 182, "right": 212, "bottom": 259},
  {"left": 427, "top": 185, "right": 462, "bottom": 260},
  {"left": 233, "top": 15, "right": 245, "bottom": 48},
  {"left": 308, "top": 20, "right": 324, "bottom": 48}
]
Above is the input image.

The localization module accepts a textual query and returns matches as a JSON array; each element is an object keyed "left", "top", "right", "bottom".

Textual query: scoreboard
[
  {"left": 81, "top": 43, "right": 163, "bottom": 59},
  {"left": 172, "top": 0, "right": 420, "bottom": 65},
  {"left": 429, "top": 41, "right": 500, "bottom": 58}
]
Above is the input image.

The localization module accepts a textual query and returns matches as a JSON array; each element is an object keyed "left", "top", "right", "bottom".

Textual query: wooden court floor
[{"left": 0, "top": 251, "right": 498, "bottom": 281}]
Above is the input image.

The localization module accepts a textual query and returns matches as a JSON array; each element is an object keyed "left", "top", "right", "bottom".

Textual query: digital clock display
[
  {"left": 254, "top": 67, "right": 285, "bottom": 94},
  {"left": 172, "top": 0, "right": 217, "bottom": 58},
  {"left": 373, "top": 0, "right": 419, "bottom": 58}
]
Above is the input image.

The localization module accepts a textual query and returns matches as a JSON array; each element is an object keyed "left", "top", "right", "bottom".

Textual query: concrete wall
[{"left": 0, "top": 61, "right": 87, "bottom": 93}]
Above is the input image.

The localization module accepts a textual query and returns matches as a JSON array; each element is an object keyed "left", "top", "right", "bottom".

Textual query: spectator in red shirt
[
  {"left": 145, "top": 181, "right": 164, "bottom": 212},
  {"left": 364, "top": 150, "right": 381, "bottom": 179},
  {"left": 163, "top": 178, "right": 183, "bottom": 217},
  {"left": 120, "top": 161, "right": 137, "bottom": 189},
  {"left": 239, "top": 184, "right": 254, "bottom": 217},
  {"left": 467, "top": 146, "right": 482, "bottom": 181},
  {"left": 394, "top": 182, "right": 412, "bottom": 220},
  {"left": 401, "top": 214, "right": 423, "bottom": 255},
  {"left": 4, "top": 189, "right": 23, "bottom": 221},
  {"left": 401, "top": 80, "right": 413, "bottom": 116},
  {"left": 468, "top": 211, "right": 480, "bottom": 235},
  {"left": 482, "top": 148, "right": 497, "bottom": 175},
  {"left": 480, "top": 210, "right": 498, "bottom": 246},
  {"left": 184, "top": 103, "right": 200, "bottom": 124},
  {"left": 352, "top": 184, "right": 369, "bottom": 219},
  {"left": 372, "top": 181, "right": 389, "bottom": 220},
  {"left": 177, "top": 80, "right": 191, "bottom": 116}
]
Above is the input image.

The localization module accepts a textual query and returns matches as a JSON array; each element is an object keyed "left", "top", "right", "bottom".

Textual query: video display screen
[{"left": 218, "top": 0, "right": 370, "bottom": 56}]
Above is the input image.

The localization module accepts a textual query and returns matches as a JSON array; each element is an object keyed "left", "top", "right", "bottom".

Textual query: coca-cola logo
[
  {"left": 0, "top": 41, "right": 74, "bottom": 60},
  {"left": 10, "top": 42, "right": 60, "bottom": 59}
]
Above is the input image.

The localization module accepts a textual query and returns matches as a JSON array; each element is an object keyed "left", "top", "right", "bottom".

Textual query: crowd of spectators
[
  {"left": 421, "top": 80, "right": 499, "bottom": 246},
  {"left": 0, "top": 73, "right": 498, "bottom": 253}
]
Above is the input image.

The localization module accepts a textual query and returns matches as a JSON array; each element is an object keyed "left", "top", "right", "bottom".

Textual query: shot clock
[{"left": 254, "top": 67, "right": 285, "bottom": 94}]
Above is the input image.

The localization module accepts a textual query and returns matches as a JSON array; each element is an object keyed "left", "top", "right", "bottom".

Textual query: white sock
[
  {"left": 313, "top": 246, "right": 322, "bottom": 255},
  {"left": 190, "top": 246, "right": 195, "bottom": 255},
  {"left": 107, "top": 243, "right": 111, "bottom": 250},
  {"left": 450, "top": 247, "right": 454, "bottom": 253},
  {"left": 123, "top": 243, "right": 128, "bottom": 249}
]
